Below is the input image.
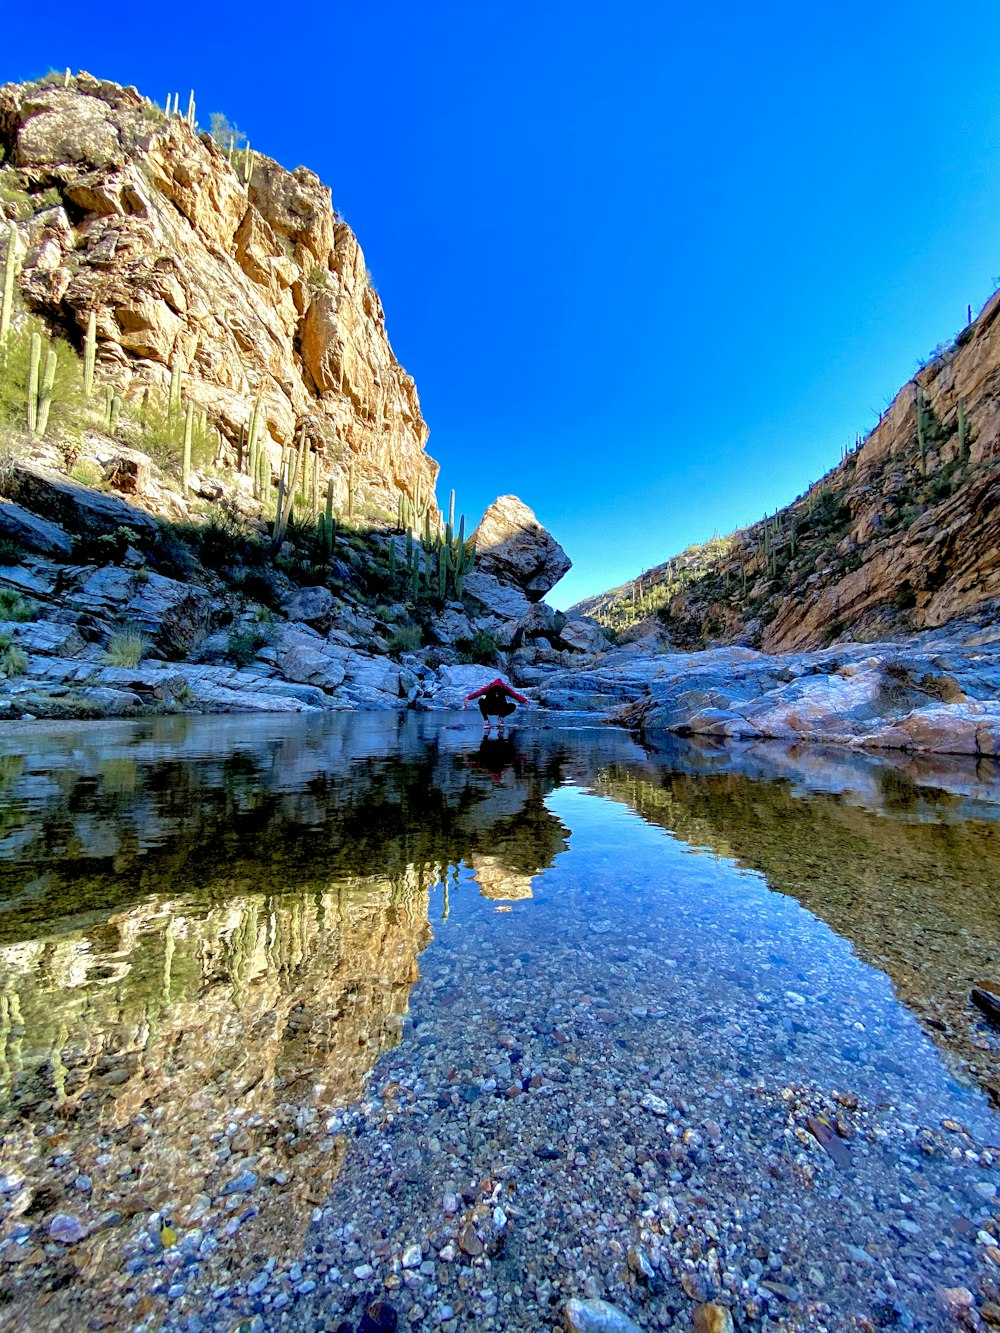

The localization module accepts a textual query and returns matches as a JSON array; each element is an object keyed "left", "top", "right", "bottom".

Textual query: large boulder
[
  {"left": 472, "top": 496, "right": 570, "bottom": 602},
  {"left": 558, "top": 617, "right": 608, "bottom": 654}
]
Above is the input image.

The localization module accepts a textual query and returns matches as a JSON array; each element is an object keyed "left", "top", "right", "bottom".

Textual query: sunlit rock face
[{"left": 0, "top": 73, "right": 437, "bottom": 518}]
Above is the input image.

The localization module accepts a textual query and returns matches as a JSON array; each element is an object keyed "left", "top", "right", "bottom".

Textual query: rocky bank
[{"left": 1, "top": 71, "right": 998, "bottom": 762}]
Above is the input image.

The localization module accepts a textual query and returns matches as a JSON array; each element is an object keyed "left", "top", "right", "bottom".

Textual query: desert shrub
[
  {"left": 209, "top": 113, "right": 247, "bottom": 151},
  {"left": 0, "top": 633, "right": 28, "bottom": 677},
  {"left": 0, "top": 536, "right": 25, "bottom": 563},
  {"left": 70, "top": 459, "right": 104, "bottom": 487},
  {"left": 72, "top": 525, "right": 141, "bottom": 565},
  {"left": 455, "top": 628, "right": 499, "bottom": 665},
  {"left": 233, "top": 566, "right": 284, "bottom": 608},
  {"left": 0, "top": 589, "right": 37, "bottom": 622},
  {"left": 227, "top": 623, "right": 272, "bottom": 666},
  {"left": 389, "top": 623, "right": 423, "bottom": 654},
  {"left": 104, "top": 628, "right": 150, "bottom": 668}
]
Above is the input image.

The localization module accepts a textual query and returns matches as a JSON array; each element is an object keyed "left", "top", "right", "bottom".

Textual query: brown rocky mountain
[
  {"left": 0, "top": 71, "right": 435, "bottom": 516},
  {"left": 575, "top": 287, "right": 1000, "bottom": 651}
]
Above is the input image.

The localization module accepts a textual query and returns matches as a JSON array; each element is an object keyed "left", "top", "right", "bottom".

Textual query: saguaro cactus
[
  {"left": 26, "top": 333, "right": 41, "bottom": 434},
  {"left": 35, "top": 346, "right": 57, "bottom": 437},
  {"left": 0, "top": 222, "right": 17, "bottom": 344},
  {"left": 182, "top": 401, "right": 193, "bottom": 492},
  {"left": 83, "top": 311, "right": 97, "bottom": 398}
]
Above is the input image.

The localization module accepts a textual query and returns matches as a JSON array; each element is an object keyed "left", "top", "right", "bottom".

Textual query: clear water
[{"left": 1, "top": 713, "right": 999, "bottom": 1331}]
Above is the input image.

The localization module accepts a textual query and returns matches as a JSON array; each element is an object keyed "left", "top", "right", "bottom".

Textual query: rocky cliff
[
  {"left": 0, "top": 70, "right": 436, "bottom": 515},
  {"left": 576, "top": 287, "right": 1000, "bottom": 652}
]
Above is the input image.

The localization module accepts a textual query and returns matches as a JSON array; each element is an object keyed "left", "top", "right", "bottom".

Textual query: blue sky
[{"left": 6, "top": 2, "right": 1000, "bottom": 606}]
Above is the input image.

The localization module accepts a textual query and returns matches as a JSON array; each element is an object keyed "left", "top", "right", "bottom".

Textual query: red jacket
[{"left": 464, "top": 677, "right": 530, "bottom": 704}]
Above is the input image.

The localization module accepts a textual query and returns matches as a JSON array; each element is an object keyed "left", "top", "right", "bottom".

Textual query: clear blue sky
[{"left": 7, "top": 2, "right": 1000, "bottom": 606}]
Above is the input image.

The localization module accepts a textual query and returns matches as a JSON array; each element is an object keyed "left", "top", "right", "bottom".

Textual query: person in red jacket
[{"left": 463, "top": 677, "right": 530, "bottom": 732}]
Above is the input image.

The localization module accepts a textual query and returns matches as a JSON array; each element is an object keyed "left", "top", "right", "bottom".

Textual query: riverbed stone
[{"left": 562, "top": 1298, "right": 643, "bottom": 1332}]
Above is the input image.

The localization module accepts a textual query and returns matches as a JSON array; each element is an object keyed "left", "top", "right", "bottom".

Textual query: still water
[{"left": 1, "top": 713, "right": 999, "bottom": 1332}]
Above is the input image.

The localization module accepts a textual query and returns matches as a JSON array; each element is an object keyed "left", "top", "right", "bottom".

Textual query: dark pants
[{"left": 479, "top": 696, "right": 516, "bottom": 721}]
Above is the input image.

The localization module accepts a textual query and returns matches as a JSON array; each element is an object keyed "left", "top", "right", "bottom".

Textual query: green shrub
[
  {"left": 208, "top": 113, "right": 247, "bottom": 151},
  {"left": 104, "top": 628, "right": 150, "bottom": 668},
  {"left": 0, "top": 589, "right": 37, "bottom": 622},
  {"left": 227, "top": 624, "right": 271, "bottom": 666},
  {"left": 455, "top": 627, "right": 499, "bottom": 665},
  {"left": 0, "top": 537, "right": 25, "bottom": 563},
  {"left": 72, "top": 525, "right": 141, "bottom": 565},
  {"left": 389, "top": 623, "right": 423, "bottom": 654},
  {"left": 70, "top": 459, "right": 104, "bottom": 487},
  {"left": 0, "top": 633, "right": 27, "bottom": 678}
]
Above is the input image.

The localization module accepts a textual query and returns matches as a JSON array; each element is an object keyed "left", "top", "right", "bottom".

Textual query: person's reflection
[{"left": 468, "top": 735, "right": 523, "bottom": 784}]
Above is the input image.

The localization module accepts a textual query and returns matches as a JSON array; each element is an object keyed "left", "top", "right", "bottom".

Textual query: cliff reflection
[
  {"left": 0, "top": 714, "right": 635, "bottom": 1309},
  {"left": 594, "top": 742, "right": 1000, "bottom": 1104}
]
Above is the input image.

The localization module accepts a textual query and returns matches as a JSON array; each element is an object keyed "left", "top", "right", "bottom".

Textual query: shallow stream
[{"left": 2, "top": 713, "right": 1000, "bottom": 1332}]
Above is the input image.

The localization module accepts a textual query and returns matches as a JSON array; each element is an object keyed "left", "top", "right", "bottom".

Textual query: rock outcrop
[
  {"left": 472, "top": 495, "right": 571, "bottom": 602},
  {"left": 0, "top": 72, "right": 436, "bottom": 517},
  {"left": 577, "top": 288, "right": 1000, "bottom": 653}
]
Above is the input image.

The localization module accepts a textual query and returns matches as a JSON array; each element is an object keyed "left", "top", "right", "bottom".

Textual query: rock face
[
  {"left": 472, "top": 495, "right": 571, "bottom": 602},
  {"left": 577, "top": 287, "right": 1000, "bottom": 652},
  {"left": 0, "top": 72, "right": 437, "bottom": 518}
]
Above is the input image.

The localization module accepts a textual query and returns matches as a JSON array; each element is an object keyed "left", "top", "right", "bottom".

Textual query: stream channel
[{"left": 2, "top": 712, "right": 1000, "bottom": 1332}]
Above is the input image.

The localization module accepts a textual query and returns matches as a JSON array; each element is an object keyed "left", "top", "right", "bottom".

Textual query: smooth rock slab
[
  {"left": 0, "top": 499, "right": 74, "bottom": 557},
  {"left": 562, "top": 1298, "right": 643, "bottom": 1332}
]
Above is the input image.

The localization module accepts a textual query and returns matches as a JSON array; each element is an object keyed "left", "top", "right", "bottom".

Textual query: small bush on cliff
[
  {"left": 104, "top": 628, "right": 150, "bottom": 668},
  {"left": 226, "top": 621, "right": 273, "bottom": 666},
  {"left": 0, "top": 633, "right": 28, "bottom": 678},
  {"left": 455, "top": 628, "right": 500, "bottom": 666},
  {"left": 389, "top": 623, "right": 423, "bottom": 654},
  {"left": 208, "top": 114, "right": 246, "bottom": 152},
  {"left": 0, "top": 589, "right": 37, "bottom": 622}
]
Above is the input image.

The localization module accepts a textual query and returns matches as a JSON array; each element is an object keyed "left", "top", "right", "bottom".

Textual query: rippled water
[{"left": 2, "top": 713, "right": 1000, "bottom": 1331}]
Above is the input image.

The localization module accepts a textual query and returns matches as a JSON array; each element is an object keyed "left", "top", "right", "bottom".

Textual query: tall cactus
[
  {"left": 26, "top": 333, "right": 41, "bottom": 434},
  {"left": 182, "top": 401, "right": 193, "bottom": 492},
  {"left": 958, "top": 397, "right": 970, "bottom": 461},
  {"left": 35, "top": 346, "right": 57, "bottom": 436},
  {"left": 0, "top": 222, "right": 17, "bottom": 345},
  {"left": 272, "top": 430, "right": 306, "bottom": 548},
  {"left": 186, "top": 91, "right": 196, "bottom": 126},
  {"left": 83, "top": 311, "right": 97, "bottom": 398}
]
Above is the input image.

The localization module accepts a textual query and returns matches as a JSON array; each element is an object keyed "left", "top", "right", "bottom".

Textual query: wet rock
[
  {"left": 692, "top": 1305, "right": 735, "bottom": 1333},
  {"left": 562, "top": 1298, "right": 644, "bottom": 1332}
]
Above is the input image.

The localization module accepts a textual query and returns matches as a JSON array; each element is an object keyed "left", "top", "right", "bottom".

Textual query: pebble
[
  {"left": 48, "top": 1213, "right": 86, "bottom": 1244},
  {"left": 402, "top": 1243, "right": 422, "bottom": 1268},
  {"left": 562, "top": 1298, "right": 644, "bottom": 1332},
  {"left": 693, "top": 1306, "right": 736, "bottom": 1333}
]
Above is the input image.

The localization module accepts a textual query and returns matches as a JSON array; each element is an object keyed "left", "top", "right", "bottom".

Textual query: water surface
[{"left": 1, "top": 714, "right": 999, "bottom": 1331}]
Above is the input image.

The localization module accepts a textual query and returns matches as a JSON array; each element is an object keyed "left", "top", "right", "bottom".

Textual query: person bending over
[{"left": 463, "top": 677, "right": 530, "bottom": 732}]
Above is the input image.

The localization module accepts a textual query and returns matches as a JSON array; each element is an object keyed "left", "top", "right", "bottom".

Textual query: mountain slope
[
  {"left": 575, "top": 288, "right": 1000, "bottom": 651},
  {"left": 0, "top": 70, "right": 436, "bottom": 516}
]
